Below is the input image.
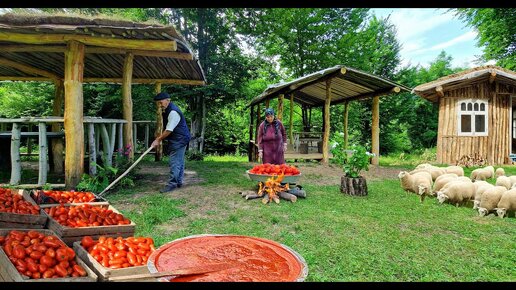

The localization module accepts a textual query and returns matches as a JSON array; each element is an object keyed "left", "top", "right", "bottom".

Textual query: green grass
[{"left": 102, "top": 154, "right": 516, "bottom": 282}]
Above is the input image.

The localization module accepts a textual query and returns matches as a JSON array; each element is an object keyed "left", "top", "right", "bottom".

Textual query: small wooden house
[{"left": 412, "top": 65, "right": 516, "bottom": 165}]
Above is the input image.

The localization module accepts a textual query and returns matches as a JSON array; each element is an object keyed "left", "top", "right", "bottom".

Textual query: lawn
[{"left": 100, "top": 154, "right": 516, "bottom": 282}]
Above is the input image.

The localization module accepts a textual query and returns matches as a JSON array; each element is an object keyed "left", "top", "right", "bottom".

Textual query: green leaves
[{"left": 342, "top": 145, "right": 373, "bottom": 178}]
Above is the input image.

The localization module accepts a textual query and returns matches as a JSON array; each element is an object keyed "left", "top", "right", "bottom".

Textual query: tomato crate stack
[
  {"left": 42, "top": 203, "right": 136, "bottom": 247},
  {"left": 73, "top": 235, "right": 157, "bottom": 282},
  {"left": 0, "top": 228, "right": 98, "bottom": 282},
  {"left": 0, "top": 188, "right": 47, "bottom": 229},
  {"left": 27, "top": 189, "right": 109, "bottom": 209}
]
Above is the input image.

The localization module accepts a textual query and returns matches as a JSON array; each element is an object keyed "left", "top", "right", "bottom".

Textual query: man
[{"left": 151, "top": 92, "right": 191, "bottom": 193}]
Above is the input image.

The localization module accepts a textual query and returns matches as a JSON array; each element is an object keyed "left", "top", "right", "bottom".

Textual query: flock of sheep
[{"left": 398, "top": 163, "right": 516, "bottom": 218}]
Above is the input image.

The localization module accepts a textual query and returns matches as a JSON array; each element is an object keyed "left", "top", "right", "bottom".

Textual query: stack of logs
[
  {"left": 239, "top": 174, "right": 305, "bottom": 204},
  {"left": 456, "top": 153, "right": 487, "bottom": 168}
]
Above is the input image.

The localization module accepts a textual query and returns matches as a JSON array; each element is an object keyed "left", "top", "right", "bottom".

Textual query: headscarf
[{"left": 263, "top": 108, "right": 280, "bottom": 136}]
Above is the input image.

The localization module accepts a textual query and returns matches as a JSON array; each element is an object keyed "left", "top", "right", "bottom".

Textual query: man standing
[{"left": 151, "top": 92, "right": 191, "bottom": 193}]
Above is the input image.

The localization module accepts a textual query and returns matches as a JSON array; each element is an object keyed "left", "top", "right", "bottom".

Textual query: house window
[{"left": 457, "top": 99, "right": 488, "bottom": 136}]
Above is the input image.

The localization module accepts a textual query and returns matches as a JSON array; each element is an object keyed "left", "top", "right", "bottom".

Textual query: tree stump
[{"left": 340, "top": 176, "right": 368, "bottom": 196}]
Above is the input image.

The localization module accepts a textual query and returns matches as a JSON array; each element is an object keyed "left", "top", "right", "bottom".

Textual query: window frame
[{"left": 456, "top": 98, "right": 488, "bottom": 137}]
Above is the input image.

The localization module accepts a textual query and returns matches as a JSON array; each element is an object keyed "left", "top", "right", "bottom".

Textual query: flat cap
[{"left": 154, "top": 92, "right": 170, "bottom": 101}]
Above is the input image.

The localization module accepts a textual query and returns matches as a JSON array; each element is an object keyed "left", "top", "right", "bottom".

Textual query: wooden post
[
  {"left": 289, "top": 94, "right": 294, "bottom": 145},
  {"left": 371, "top": 96, "right": 380, "bottom": 165},
  {"left": 51, "top": 80, "right": 64, "bottom": 173},
  {"left": 132, "top": 123, "right": 137, "bottom": 153},
  {"left": 64, "top": 40, "right": 85, "bottom": 189},
  {"left": 277, "top": 94, "right": 284, "bottom": 121},
  {"left": 322, "top": 79, "right": 332, "bottom": 164},
  {"left": 10, "top": 123, "right": 21, "bottom": 185},
  {"left": 100, "top": 124, "right": 112, "bottom": 167},
  {"left": 27, "top": 124, "right": 32, "bottom": 156},
  {"left": 144, "top": 123, "right": 149, "bottom": 149},
  {"left": 110, "top": 123, "right": 116, "bottom": 157},
  {"left": 88, "top": 123, "right": 96, "bottom": 175},
  {"left": 265, "top": 98, "right": 270, "bottom": 109},
  {"left": 95, "top": 126, "right": 100, "bottom": 159},
  {"left": 343, "top": 101, "right": 349, "bottom": 149},
  {"left": 122, "top": 52, "right": 134, "bottom": 160},
  {"left": 117, "top": 123, "right": 123, "bottom": 156},
  {"left": 154, "top": 82, "right": 163, "bottom": 161},
  {"left": 37, "top": 122, "right": 48, "bottom": 186},
  {"left": 248, "top": 105, "right": 254, "bottom": 162},
  {"left": 255, "top": 103, "right": 261, "bottom": 161}
]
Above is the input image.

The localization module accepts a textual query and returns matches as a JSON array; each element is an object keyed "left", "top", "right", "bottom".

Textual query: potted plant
[{"left": 338, "top": 144, "right": 374, "bottom": 196}]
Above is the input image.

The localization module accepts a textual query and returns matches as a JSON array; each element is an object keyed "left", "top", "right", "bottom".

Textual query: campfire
[{"left": 240, "top": 174, "right": 306, "bottom": 204}]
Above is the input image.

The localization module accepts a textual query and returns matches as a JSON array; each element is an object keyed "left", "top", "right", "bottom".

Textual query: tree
[{"left": 453, "top": 8, "right": 516, "bottom": 70}]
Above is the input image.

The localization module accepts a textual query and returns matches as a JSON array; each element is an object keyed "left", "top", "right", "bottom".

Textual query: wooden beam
[
  {"left": 289, "top": 94, "right": 294, "bottom": 145},
  {"left": 154, "top": 82, "right": 163, "bottom": 161},
  {"left": 277, "top": 94, "right": 284, "bottom": 121},
  {"left": 489, "top": 71, "right": 496, "bottom": 84},
  {"left": 436, "top": 86, "right": 445, "bottom": 98},
  {"left": 122, "top": 53, "right": 134, "bottom": 160},
  {"left": 255, "top": 103, "right": 261, "bottom": 162},
  {"left": 85, "top": 47, "right": 193, "bottom": 59},
  {"left": 0, "top": 31, "right": 177, "bottom": 52},
  {"left": 343, "top": 101, "right": 349, "bottom": 150},
  {"left": 322, "top": 79, "right": 332, "bottom": 165},
  {"left": 248, "top": 105, "right": 254, "bottom": 162},
  {"left": 371, "top": 96, "right": 380, "bottom": 166},
  {"left": 0, "top": 57, "right": 60, "bottom": 79},
  {"left": 330, "top": 87, "right": 403, "bottom": 106},
  {"left": 82, "top": 78, "right": 204, "bottom": 85},
  {"left": 265, "top": 98, "right": 270, "bottom": 109},
  {"left": 63, "top": 40, "right": 85, "bottom": 189}
]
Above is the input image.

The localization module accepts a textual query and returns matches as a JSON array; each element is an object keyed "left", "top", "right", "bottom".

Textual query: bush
[{"left": 186, "top": 150, "right": 205, "bottom": 161}]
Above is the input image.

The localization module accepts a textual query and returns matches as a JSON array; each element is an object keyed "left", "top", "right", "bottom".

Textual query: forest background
[{"left": 0, "top": 8, "right": 514, "bottom": 158}]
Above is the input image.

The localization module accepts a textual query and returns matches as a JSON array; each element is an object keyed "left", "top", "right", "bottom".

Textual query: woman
[{"left": 257, "top": 108, "right": 287, "bottom": 165}]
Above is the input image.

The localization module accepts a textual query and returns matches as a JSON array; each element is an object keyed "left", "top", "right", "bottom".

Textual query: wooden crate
[
  {"left": 73, "top": 241, "right": 156, "bottom": 282},
  {"left": 0, "top": 189, "right": 47, "bottom": 229},
  {"left": 43, "top": 204, "right": 136, "bottom": 246},
  {"left": 0, "top": 228, "right": 98, "bottom": 282},
  {"left": 25, "top": 189, "right": 109, "bottom": 209}
]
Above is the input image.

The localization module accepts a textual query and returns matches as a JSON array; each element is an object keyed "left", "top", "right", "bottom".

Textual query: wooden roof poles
[
  {"left": 322, "top": 79, "right": 332, "bottom": 164},
  {"left": 371, "top": 96, "right": 380, "bottom": 165},
  {"left": 122, "top": 53, "right": 134, "bottom": 160}
]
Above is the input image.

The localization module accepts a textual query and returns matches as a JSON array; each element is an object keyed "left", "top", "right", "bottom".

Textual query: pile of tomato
[
  {"left": 0, "top": 187, "right": 41, "bottom": 215},
  {"left": 81, "top": 235, "right": 155, "bottom": 269},
  {"left": 44, "top": 204, "right": 132, "bottom": 228},
  {"left": 33, "top": 190, "right": 97, "bottom": 204},
  {"left": 249, "top": 163, "right": 300, "bottom": 175},
  {"left": 0, "top": 230, "right": 87, "bottom": 279}
]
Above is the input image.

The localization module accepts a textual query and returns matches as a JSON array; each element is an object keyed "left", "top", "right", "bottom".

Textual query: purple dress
[{"left": 257, "top": 119, "right": 286, "bottom": 165}]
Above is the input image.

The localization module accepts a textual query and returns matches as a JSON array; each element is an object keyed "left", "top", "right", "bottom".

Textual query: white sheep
[
  {"left": 483, "top": 165, "right": 495, "bottom": 179},
  {"left": 398, "top": 171, "right": 433, "bottom": 202},
  {"left": 473, "top": 182, "right": 495, "bottom": 210},
  {"left": 508, "top": 176, "right": 516, "bottom": 188},
  {"left": 410, "top": 167, "right": 446, "bottom": 181},
  {"left": 436, "top": 180, "right": 476, "bottom": 207},
  {"left": 478, "top": 186, "right": 507, "bottom": 216},
  {"left": 495, "top": 189, "right": 516, "bottom": 218},
  {"left": 414, "top": 163, "right": 433, "bottom": 170},
  {"left": 432, "top": 174, "right": 458, "bottom": 195},
  {"left": 470, "top": 168, "right": 492, "bottom": 181},
  {"left": 444, "top": 165, "right": 464, "bottom": 176},
  {"left": 495, "top": 167, "right": 505, "bottom": 177},
  {"left": 495, "top": 175, "right": 512, "bottom": 190}
]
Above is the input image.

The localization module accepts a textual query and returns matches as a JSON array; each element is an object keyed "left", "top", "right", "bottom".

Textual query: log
[
  {"left": 10, "top": 123, "right": 21, "bottom": 185},
  {"left": 261, "top": 193, "right": 270, "bottom": 204},
  {"left": 287, "top": 187, "right": 306, "bottom": 198},
  {"left": 239, "top": 190, "right": 256, "bottom": 197},
  {"left": 88, "top": 123, "right": 97, "bottom": 176},
  {"left": 278, "top": 191, "right": 297, "bottom": 202},
  {"left": 272, "top": 195, "right": 280, "bottom": 204},
  {"left": 100, "top": 124, "right": 112, "bottom": 167},
  {"left": 340, "top": 176, "right": 368, "bottom": 196},
  {"left": 245, "top": 193, "right": 261, "bottom": 200},
  {"left": 38, "top": 122, "right": 48, "bottom": 186}
]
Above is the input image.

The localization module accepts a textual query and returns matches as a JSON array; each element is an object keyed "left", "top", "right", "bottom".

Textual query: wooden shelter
[
  {"left": 248, "top": 65, "right": 410, "bottom": 165},
  {"left": 0, "top": 13, "right": 206, "bottom": 188},
  {"left": 412, "top": 65, "right": 516, "bottom": 166}
]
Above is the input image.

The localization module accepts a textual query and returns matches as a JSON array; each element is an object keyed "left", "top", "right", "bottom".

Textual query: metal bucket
[{"left": 147, "top": 234, "right": 308, "bottom": 282}]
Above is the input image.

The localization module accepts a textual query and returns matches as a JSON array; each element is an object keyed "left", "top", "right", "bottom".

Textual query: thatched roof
[
  {"left": 0, "top": 13, "right": 206, "bottom": 84},
  {"left": 412, "top": 65, "right": 516, "bottom": 103},
  {"left": 249, "top": 65, "right": 410, "bottom": 107}
]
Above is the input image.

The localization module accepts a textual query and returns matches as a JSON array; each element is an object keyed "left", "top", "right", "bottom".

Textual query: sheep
[
  {"left": 436, "top": 180, "right": 476, "bottom": 207},
  {"left": 414, "top": 163, "right": 433, "bottom": 170},
  {"left": 495, "top": 189, "right": 516, "bottom": 218},
  {"left": 470, "top": 168, "right": 492, "bottom": 181},
  {"left": 398, "top": 171, "right": 433, "bottom": 202},
  {"left": 432, "top": 174, "right": 458, "bottom": 195},
  {"left": 443, "top": 165, "right": 464, "bottom": 177},
  {"left": 478, "top": 186, "right": 507, "bottom": 217},
  {"left": 473, "top": 182, "right": 495, "bottom": 210},
  {"left": 508, "top": 176, "right": 516, "bottom": 188},
  {"left": 483, "top": 165, "right": 495, "bottom": 179},
  {"left": 495, "top": 167, "right": 505, "bottom": 177},
  {"left": 410, "top": 167, "right": 446, "bottom": 181},
  {"left": 495, "top": 175, "right": 512, "bottom": 190}
]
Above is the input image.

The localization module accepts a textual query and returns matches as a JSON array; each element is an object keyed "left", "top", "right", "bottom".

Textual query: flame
[{"left": 257, "top": 174, "right": 289, "bottom": 204}]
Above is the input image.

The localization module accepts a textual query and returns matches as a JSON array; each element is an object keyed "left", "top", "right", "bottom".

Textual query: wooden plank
[
  {"left": 38, "top": 122, "right": 48, "bottom": 186},
  {"left": 0, "top": 189, "right": 47, "bottom": 228},
  {"left": 10, "top": 123, "right": 21, "bottom": 185},
  {"left": 0, "top": 31, "right": 176, "bottom": 52},
  {"left": 122, "top": 53, "right": 134, "bottom": 160},
  {"left": 73, "top": 241, "right": 154, "bottom": 282},
  {"left": 64, "top": 40, "right": 85, "bottom": 189},
  {"left": 0, "top": 228, "right": 98, "bottom": 282}
]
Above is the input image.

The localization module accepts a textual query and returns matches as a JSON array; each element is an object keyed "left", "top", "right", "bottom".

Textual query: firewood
[
  {"left": 272, "top": 196, "right": 280, "bottom": 204},
  {"left": 245, "top": 193, "right": 261, "bottom": 200},
  {"left": 240, "top": 190, "right": 256, "bottom": 197},
  {"left": 278, "top": 191, "right": 297, "bottom": 202},
  {"left": 261, "top": 193, "right": 270, "bottom": 204}
]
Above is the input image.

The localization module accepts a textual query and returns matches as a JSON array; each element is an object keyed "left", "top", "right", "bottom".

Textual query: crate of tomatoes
[
  {"left": 27, "top": 189, "right": 108, "bottom": 209},
  {"left": 0, "top": 188, "right": 47, "bottom": 229},
  {"left": 43, "top": 203, "right": 135, "bottom": 247},
  {"left": 0, "top": 229, "right": 97, "bottom": 282},
  {"left": 73, "top": 235, "right": 156, "bottom": 282}
]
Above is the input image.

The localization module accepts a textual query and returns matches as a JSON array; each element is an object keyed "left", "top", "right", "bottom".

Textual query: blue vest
[{"left": 163, "top": 102, "right": 191, "bottom": 150}]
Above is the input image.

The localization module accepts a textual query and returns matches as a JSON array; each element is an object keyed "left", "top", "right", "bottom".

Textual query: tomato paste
[{"left": 147, "top": 234, "right": 307, "bottom": 282}]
